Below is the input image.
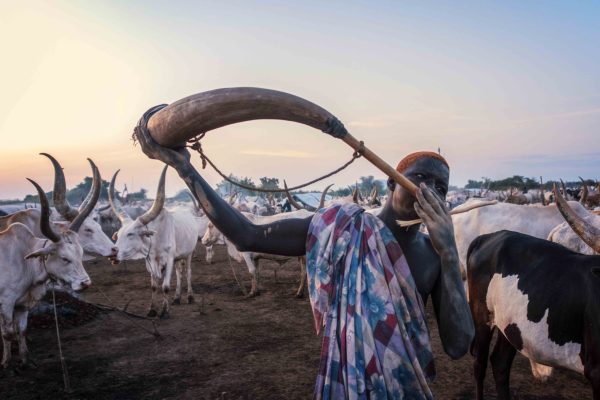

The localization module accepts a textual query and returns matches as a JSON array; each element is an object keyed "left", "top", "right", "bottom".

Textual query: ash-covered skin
[{"left": 135, "top": 124, "right": 473, "bottom": 359}]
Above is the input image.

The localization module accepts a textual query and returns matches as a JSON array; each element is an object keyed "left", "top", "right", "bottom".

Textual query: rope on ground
[
  {"left": 187, "top": 135, "right": 365, "bottom": 193},
  {"left": 95, "top": 286, "right": 163, "bottom": 340},
  {"left": 227, "top": 254, "right": 248, "bottom": 296},
  {"left": 51, "top": 288, "right": 72, "bottom": 393}
]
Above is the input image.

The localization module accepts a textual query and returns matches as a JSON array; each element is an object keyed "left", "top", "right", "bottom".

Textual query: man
[{"left": 137, "top": 123, "right": 473, "bottom": 398}]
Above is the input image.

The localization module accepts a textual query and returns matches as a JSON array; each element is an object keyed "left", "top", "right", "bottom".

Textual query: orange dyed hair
[{"left": 396, "top": 151, "right": 449, "bottom": 173}]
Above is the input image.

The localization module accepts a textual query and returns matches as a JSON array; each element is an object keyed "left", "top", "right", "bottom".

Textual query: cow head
[
  {"left": 41, "top": 153, "right": 118, "bottom": 259},
  {"left": 24, "top": 179, "right": 91, "bottom": 292},
  {"left": 201, "top": 221, "right": 222, "bottom": 247},
  {"left": 110, "top": 166, "right": 166, "bottom": 262}
]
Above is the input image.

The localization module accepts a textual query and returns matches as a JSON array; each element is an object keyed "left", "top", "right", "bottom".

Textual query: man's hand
[{"left": 413, "top": 182, "right": 457, "bottom": 260}]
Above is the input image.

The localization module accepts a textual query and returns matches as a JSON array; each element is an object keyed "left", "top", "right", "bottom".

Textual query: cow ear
[
  {"left": 141, "top": 230, "right": 155, "bottom": 237},
  {"left": 25, "top": 246, "right": 53, "bottom": 260},
  {"left": 591, "top": 267, "right": 600, "bottom": 278}
]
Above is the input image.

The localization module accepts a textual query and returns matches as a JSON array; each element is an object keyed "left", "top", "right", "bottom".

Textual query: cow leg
[
  {"left": 295, "top": 257, "right": 307, "bottom": 298},
  {"left": 0, "top": 305, "right": 15, "bottom": 369},
  {"left": 472, "top": 324, "right": 493, "bottom": 400},
  {"left": 173, "top": 260, "right": 182, "bottom": 305},
  {"left": 205, "top": 245, "right": 213, "bottom": 264},
  {"left": 147, "top": 275, "right": 159, "bottom": 317},
  {"left": 186, "top": 254, "right": 195, "bottom": 304},
  {"left": 490, "top": 332, "right": 517, "bottom": 400},
  {"left": 160, "top": 260, "right": 174, "bottom": 318},
  {"left": 13, "top": 308, "right": 29, "bottom": 367},
  {"left": 243, "top": 254, "right": 259, "bottom": 297}
]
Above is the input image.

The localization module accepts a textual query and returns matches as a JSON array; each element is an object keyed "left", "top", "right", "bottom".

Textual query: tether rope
[{"left": 186, "top": 134, "right": 364, "bottom": 193}]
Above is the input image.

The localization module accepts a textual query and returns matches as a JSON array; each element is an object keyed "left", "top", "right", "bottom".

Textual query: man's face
[{"left": 388, "top": 157, "right": 449, "bottom": 220}]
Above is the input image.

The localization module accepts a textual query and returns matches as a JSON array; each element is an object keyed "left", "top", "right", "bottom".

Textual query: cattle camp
[{"left": 2, "top": 3, "right": 600, "bottom": 400}]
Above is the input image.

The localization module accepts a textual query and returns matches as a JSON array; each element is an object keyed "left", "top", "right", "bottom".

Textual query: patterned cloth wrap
[{"left": 306, "top": 203, "right": 435, "bottom": 400}]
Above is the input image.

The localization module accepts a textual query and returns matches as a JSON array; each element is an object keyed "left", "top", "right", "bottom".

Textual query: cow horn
[
  {"left": 579, "top": 177, "right": 588, "bottom": 206},
  {"left": 560, "top": 179, "right": 568, "bottom": 199},
  {"left": 318, "top": 184, "right": 333, "bottom": 209},
  {"left": 539, "top": 176, "right": 546, "bottom": 206},
  {"left": 283, "top": 181, "right": 305, "bottom": 210},
  {"left": 27, "top": 178, "right": 60, "bottom": 243},
  {"left": 78, "top": 158, "right": 100, "bottom": 213},
  {"left": 108, "top": 170, "right": 133, "bottom": 224},
  {"left": 185, "top": 190, "right": 199, "bottom": 210},
  {"left": 40, "top": 153, "right": 79, "bottom": 221},
  {"left": 69, "top": 158, "right": 101, "bottom": 232},
  {"left": 228, "top": 191, "right": 238, "bottom": 205},
  {"left": 554, "top": 184, "right": 600, "bottom": 253},
  {"left": 139, "top": 165, "right": 167, "bottom": 225},
  {"left": 352, "top": 187, "right": 359, "bottom": 204}
]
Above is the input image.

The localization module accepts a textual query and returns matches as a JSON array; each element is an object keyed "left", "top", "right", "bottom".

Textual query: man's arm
[
  {"left": 135, "top": 123, "right": 311, "bottom": 257},
  {"left": 414, "top": 183, "right": 474, "bottom": 359}
]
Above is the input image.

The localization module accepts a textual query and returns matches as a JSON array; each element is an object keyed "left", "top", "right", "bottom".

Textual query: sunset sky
[{"left": 2, "top": 1, "right": 599, "bottom": 199}]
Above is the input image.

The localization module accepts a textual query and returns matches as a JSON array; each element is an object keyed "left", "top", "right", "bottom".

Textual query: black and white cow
[{"left": 467, "top": 187, "right": 600, "bottom": 400}]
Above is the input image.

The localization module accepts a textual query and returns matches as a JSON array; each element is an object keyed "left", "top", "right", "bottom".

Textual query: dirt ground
[{"left": 0, "top": 245, "right": 592, "bottom": 399}]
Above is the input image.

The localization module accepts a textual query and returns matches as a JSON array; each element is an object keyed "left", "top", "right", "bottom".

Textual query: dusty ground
[{"left": 0, "top": 245, "right": 592, "bottom": 399}]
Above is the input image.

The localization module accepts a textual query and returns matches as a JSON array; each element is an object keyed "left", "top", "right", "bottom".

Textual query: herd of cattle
[{"left": 1, "top": 153, "right": 600, "bottom": 399}]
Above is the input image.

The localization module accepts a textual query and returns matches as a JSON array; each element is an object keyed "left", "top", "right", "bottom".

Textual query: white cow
[
  {"left": 0, "top": 180, "right": 91, "bottom": 369},
  {"left": 202, "top": 209, "right": 313, "bottom": 297},
  {"left": 0, "top": 154, "right": 117, "bottom": 261},
  {"left": 548, "top": 211, "right": 600, "bottom": 255},
  {"left": 110, "top": 167, "right": 203, "bottom": 318},
  {"left": 452, "top": 199, "right": 590, "bottom": 278}
]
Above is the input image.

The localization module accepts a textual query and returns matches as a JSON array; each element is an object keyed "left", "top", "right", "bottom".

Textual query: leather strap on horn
[{"left": 27, "top": 178, "right": 60, "bottom": 242}]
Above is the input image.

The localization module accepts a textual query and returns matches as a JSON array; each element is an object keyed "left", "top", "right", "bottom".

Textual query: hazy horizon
[{"left": 2, "top": 1, "right": 599, "bottom": 199}]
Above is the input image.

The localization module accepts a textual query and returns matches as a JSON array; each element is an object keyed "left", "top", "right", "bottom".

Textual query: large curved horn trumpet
[
  {"left": 108, "top": 170, "right": 133, "bottom": 224},
  {"left": 40, "top": 153, "right": 79, "bottom": 221},
  {"left": 69, "top": 158, "right": 101, "bottom": 232},
  {"left": 139, "top": 165, "right": 168, "bottom": 225},
  {"left": 27, "top": 178, "right": 60, "bottom": 242},
  {"left": 138, "top": 87, "right": 418, "bottom": 196},
  {"left": 554, "top": 184, "right": 600, "bottom": 254}
]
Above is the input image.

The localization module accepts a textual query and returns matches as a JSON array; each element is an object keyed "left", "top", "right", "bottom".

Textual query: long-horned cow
[
  {"left": 0, "top": 154, "right": 117, "bottom": 261},
  {"left": 0, "top": 179, "right": 91, "bottom": 369},
  {"left": 452, "top": 199, "right": 589, "bottom": 279},
  {"left": 467, "top": 187, "right": 600, "bottom": 400},
  {"left": 110, "top": 166, "right": 203, "bottom": 317}
]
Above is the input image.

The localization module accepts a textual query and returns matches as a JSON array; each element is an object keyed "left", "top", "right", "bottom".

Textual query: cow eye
[
  {"left": 85, "top": 228, "right": 93, "bottom": 233},
  {"left": 62, "top": 257, "right": 70, "bottom": 264},
  {"left": 127, "top": 233, "right": 134, "bottom": 237}
]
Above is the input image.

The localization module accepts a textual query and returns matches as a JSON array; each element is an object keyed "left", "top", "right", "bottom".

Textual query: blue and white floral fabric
[{"left": 306, "top": 203, "right": 435, "bottom": 400}]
